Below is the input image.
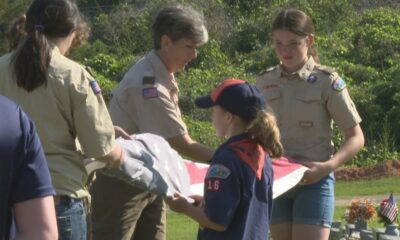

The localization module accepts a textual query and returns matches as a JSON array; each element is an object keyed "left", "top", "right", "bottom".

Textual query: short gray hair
[{"left": 152, "top": 4, "right": 209, "bottom": 50}]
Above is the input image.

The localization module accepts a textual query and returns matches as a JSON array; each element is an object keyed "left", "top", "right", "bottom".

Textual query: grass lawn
[
  {"left": 166, "top": 178, "right": 400, "bottom": 239},
  {"left": 335, "top": 177, "right": 399, "bottom": 197}
]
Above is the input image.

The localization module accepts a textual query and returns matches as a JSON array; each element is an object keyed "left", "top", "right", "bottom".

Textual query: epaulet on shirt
[
  {"left": 259, "top": 65, "right": 278, "bottom": 76},
  {"left": 85, "top": 66, "right": 95, "bottom": 76},
  {"left": 315, "top": 64, "right": 336, "bottom": 75},
  {"left": 315, "top": 65, "right": 346, "bottom": 91}
]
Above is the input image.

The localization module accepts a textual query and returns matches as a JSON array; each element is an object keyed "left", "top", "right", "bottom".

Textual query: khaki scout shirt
[
  {"left": 0, "top": 45, "right": 115, "bottom": 198},
  {"left": 109, "top": 50, "right": 187, "bottom": 139},
  {"left": 256, "top": 57, "right": 361, "bottom": 162}
]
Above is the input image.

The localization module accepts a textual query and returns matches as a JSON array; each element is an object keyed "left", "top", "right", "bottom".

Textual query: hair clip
[{"left": 34, "top": 24, "right": 45, "bottom": 31}]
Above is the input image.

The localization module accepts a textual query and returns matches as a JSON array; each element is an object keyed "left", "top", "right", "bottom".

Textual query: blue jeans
[
  {"left": 271, "top": 172, "right": 335, "bottom": 228},
  {"left": 56, "top": 197, "right": 87, "bottom": 240}
]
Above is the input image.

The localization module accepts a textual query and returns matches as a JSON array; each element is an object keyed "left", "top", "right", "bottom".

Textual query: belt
[{"left": 54, "top": 195, "right": 76, "bottom": 205}]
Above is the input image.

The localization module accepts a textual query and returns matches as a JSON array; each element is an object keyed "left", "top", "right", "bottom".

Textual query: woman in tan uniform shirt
[
  {"left": 256, "top": 9, "right": 364, "bottom": 240},
  {"left": 0, "top": 0, "right": 124, "bottom": 239}
]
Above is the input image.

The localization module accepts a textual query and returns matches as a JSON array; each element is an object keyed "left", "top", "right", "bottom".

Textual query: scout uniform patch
[
  {"left": 142, "top": 76, "right": 155, "bottom": 85},
  {"left": 90, "top": 80, "right": 101, "bottom": 94},
  {"left": 332, "top": 77, "right": 346, "bottom": 91},
  {"left": 307, "top": 75, "right": 317, "bottom": 84},
  {"left": 142, "top": 87, "right": 158, "bottom": 99},
  {"left": 299, "top": 121, "right": 314, "bottom": 128},
  {"left": 206, "top": 164, "right": 231, "bottom": 179}
]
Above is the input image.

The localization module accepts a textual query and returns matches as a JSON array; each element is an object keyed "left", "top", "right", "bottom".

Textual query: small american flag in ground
[{"left": 381, "top": 193, "right": 398, "bottom": 223}]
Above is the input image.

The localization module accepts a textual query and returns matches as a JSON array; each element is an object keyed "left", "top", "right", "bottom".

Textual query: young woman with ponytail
[
  {"left": 256, "top": 9, "right": 364, "bottom": 240},
  {"left": 166, "top": 79, "right": 282, "bottom": 240},
  {"left": 0, "top": 0, "right": 125, "bottom": 238}
]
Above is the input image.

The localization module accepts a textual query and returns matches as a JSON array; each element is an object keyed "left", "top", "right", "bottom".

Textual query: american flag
[
  {"left": 86, "top": 134, "right": 308, "bottom": 199},
  {"left": 185, "top": 156, "right": 308, "bottom": 199},
  {"left": 380, "top": 193, "right": 398, "bottom": 223}
]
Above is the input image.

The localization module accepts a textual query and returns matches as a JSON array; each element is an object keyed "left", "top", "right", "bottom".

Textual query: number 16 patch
[{"left": 206, "top": 179, "right": 221, "bottom": 192}]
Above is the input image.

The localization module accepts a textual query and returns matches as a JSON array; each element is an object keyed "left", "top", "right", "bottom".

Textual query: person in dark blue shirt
[
  {"left": 166, "top": 79, "right": 283, "bottom": 240},
  {"left": 0, "top": 96, "right": 57, "bottom": 240}
]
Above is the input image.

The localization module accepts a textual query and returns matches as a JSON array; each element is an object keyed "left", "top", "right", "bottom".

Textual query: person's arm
[
  {"left": 95, "top": 144, "right": 124, "bottom": 168},
  {"left": 14, "top": 196, "right": 58, "bottom": 240},
  {"left": 165, "top": 193, "right": 226, "bottom": 231},
  {"left": 167, "top": 133, "right": 214, "bottom": 163},
  {"left": 114, "top": 125, "right": 133, "bottom": 140},
  {"left": 301, "top": 124, "right": 364, "bottom": 184}
]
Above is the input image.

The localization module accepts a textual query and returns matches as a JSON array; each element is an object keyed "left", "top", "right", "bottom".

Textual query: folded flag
[{"left": 85, "top": 134, "right": 308, "bottom": 199}]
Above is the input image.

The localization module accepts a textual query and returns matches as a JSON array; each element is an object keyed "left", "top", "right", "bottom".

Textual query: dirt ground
[{"left": 334, "top": 160, "right": 400, "bottom": 181}]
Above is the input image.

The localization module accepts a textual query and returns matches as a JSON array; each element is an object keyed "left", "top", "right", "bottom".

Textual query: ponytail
[
  {"left": 10, "top": 0, "right": 86, "bottom": 92},
  {"left": 247, "top": 110, "right": 283, "bottom": 158},
  {"left": 12, "top": 26, "right": 50, "bottom": 92},
  {"left": 308, "top": 46, "right": 320, "bottom": 64}
]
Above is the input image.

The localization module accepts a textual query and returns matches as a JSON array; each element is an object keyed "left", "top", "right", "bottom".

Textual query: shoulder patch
[
  {"left": 331, "top": 77, "right": 346, "bottom": 92},
  {"left": 142, "top": 87, "right": 158, "bottom": 99},
  {"left": 89, "top": 80, "right": 101, "bottom": 94},
  {"left": 315, "top": 64, "right": 336, "bottom": 74},
  {"left": 142, "top": 76, "right": 155, "bottom": 85},
  {"left": 206, "top": 164, "right": 231, "bottom": 179}
]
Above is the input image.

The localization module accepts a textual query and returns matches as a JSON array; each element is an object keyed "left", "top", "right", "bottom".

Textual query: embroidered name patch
[
  {"left": 90, "top": 80, "right": 101, "bottom": 94},
  {"left": 206, "top": 164, "right": 231, "bottom": 179},
  {"left": 299, "top": 121, "right": 314, "bottom": 128},
  {"left": 142, "top": 87, "right": 158, "bottom": 99},
  {"left": 332, "top": 77, "right": 346, "bottom": 91},
  {"left": 264, "top": 84, "right": 278, "bottom": 90}
]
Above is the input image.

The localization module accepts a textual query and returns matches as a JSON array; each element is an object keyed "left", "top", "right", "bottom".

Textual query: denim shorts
[
  {"left": 56, "top": 197, "right": 87, "bottom": 240},
  {"left": 271, "top": 172, "right": 335, "bottom": 228}
]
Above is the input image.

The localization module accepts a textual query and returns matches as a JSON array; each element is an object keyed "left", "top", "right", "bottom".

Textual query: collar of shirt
[
  {"left": 147, "top": 50, "right": 178, "bottom": 92},
  {"left": 217, "top": 132, "right": 249, "bottom": 152},
  {"left": 279, "top": 56, "right": 316, "bottom": 82},
  {"left": 48, "top": 41, "right": 61, "bottom": 55}
]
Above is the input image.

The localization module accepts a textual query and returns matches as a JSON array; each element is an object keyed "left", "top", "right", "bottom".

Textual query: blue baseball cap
[{"left": 195, "top": 79, "right": 265, "bottom": 121}]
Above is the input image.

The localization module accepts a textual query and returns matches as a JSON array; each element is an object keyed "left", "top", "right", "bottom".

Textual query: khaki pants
[{"left": 90, "top": 173, "right": 166, "bottom": 240}]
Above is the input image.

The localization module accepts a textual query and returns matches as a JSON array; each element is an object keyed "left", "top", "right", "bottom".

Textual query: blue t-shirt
[
  {"left": 198, "top": 133, "right": 273, "bottom": 240},
  {"left": 0, "top": 96, "right": 55, "bottom": 239}
]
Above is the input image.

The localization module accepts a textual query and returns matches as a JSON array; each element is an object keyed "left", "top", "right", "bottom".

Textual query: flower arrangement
[
  {"left": 377, "top": 194, "right": 398, "bottom": 226},
  {"left": 343, "top": 198, "right": 377, "bottom": 223}
]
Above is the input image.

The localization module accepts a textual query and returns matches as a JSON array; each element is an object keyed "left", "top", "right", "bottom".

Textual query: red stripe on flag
[{"left": 271, "top": 156, "right": 304, "bottom": 180}]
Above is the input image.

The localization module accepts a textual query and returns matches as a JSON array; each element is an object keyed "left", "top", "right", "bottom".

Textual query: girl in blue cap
[{"left": 166, "top": 79, "right": 283, "bottom": 240}]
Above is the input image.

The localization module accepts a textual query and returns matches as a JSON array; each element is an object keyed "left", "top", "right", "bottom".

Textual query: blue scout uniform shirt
[
  {"left": 198, "top": 133, "right": 273, "bottom": 240},
  {"left": 0, "top": 96, "right": 55, "bottom": 239}
]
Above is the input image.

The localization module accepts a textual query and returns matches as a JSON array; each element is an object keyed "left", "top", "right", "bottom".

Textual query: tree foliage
[{"left": 0, "top": 0, "right": 399, "bottom": 165}]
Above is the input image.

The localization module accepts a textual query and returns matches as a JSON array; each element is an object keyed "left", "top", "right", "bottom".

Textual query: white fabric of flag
[{"left": 85, "top": 133, "right": 308, "bottom": 199}]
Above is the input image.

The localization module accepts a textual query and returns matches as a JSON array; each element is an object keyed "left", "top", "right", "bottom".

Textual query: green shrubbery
[{"left": 0, "top": 0, "right": 399, "bottom": 166}]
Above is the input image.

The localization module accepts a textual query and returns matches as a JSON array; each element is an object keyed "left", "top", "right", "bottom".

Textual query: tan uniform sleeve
[
  {"left": 70, "top": 69, "right": 115, "bottom": 158},
  {"left": 327, "top": 78, "right": 362, "bottom": 130},
  {"left": 124, "top": 84, "right": 187, "bottom": 139}
]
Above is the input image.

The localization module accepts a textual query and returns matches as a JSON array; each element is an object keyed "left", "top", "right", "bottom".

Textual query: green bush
[{"left": 183, "top": 115, "right": 223, "bottom": 151}]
